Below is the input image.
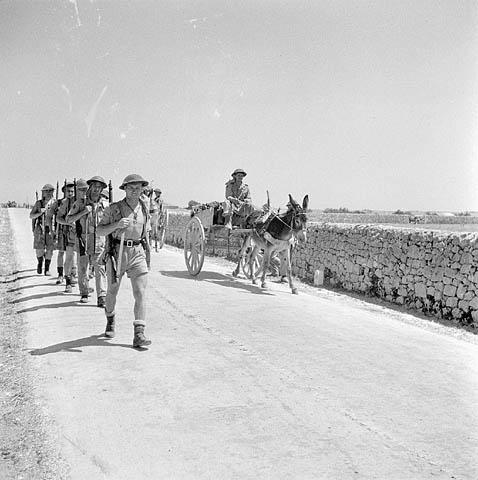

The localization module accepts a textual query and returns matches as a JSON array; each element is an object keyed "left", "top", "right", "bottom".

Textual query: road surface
[{"left": 6, "top": 209, "right": 478, "bottom": 479}]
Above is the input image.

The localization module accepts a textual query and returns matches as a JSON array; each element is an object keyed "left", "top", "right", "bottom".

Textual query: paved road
[{"left": 7, "top": 209, "right": 478, "bottom": 479}]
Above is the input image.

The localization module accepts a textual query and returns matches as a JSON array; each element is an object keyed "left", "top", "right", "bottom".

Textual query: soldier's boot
[
  {"left": 44, "top": 259, "right": 51, "bottom": 276},
  {"left": 71, "top": 265, "right": 78, "bottom": 285},
  {"left": 224, "top": 214, "right": 232, "bottom": 230},
  {"left": 36, "top": 256, "right": 44, "bottom": 275},
  {"left": 133, "top": 321, "right": 151, "bottom": 348},
  {"left": 104, "top": 314, "right": 115, "bottom": 338},
  {"left": 56, "top": 267, "right": 64, "bottom": 285},
  {"left": 64, "top": 276, "right": 72, "bottom": 293}
]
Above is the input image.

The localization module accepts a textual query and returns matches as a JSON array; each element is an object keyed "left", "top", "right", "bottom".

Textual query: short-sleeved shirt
[
  {"left": 225, "top": 180, "right": 251, "bottom": 204},
  {"left": 67, "top": 195, "right": 109, "bottom": 235},
  {"left": 30, "top": 198, "right": 57, "bottom": 230},
  {"left": 98, "top": 198, "right": 149, "bottom": 241}
]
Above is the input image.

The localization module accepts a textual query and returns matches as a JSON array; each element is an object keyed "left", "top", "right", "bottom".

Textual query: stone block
[
  {"left": 445, "top": 297, "right": 458, "bottom": 308},
  {"left": 414, "top": 283, "right": 427, "bottom": 298},
  {"left": 469, "top": 296, "right": 478, "bottom": 310},
  {"left": 443, "top": 284, "right": 457, "bottom": 297}
]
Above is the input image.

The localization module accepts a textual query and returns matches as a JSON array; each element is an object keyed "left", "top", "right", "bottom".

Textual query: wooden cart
[{"left": 183, "top": 204, "right": 263, "bottom": 278}]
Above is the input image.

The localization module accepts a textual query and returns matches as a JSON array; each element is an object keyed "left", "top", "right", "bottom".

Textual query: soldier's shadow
[
  {"left": 17, "top": 300, "right": 97, "bottom": 314},
  {"left": 29, "top": 334, "right": 142, "bottom": 355}
]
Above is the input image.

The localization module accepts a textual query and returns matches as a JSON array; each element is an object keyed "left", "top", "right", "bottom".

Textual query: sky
[{"left": 1, "top": 0, "right": 477, "bottom": 211}]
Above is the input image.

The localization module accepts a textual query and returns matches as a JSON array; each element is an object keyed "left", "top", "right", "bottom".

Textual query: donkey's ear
[
  {"left": 288, "top": 194, "right": 298, "bottom": 206},
  {"left": 302, "top": 195, "right": 309, "bottom": 211}
]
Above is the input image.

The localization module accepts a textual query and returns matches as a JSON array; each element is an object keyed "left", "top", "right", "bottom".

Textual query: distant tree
[
  {"left": 456, "top": 211, "right": 471, "bottom": 216},
  {"left": 425, "top": 211, "right": 438, "bottom": 215},
  {"left": 393, "top": 209, "right": 412, "bottom": 215}
]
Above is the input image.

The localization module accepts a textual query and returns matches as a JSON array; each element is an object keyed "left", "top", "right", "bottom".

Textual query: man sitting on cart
[{"left": 223, "top": 168, "right": 255, "bottom": 229}]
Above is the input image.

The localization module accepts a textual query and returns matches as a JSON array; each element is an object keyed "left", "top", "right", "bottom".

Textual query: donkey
[{"left": 233, "top": 194, "right": 309, "bottom": 294}]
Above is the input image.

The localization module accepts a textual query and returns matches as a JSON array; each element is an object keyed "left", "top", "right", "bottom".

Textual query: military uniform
[
  {"left": 66, "top": 177, "right": 108, "bottom": 305},
  {"left": 223, "top": 168, "right": 254, "bottom": 228},
  {"left": 29, "top": 184, "right": 57, "bottom": 275},
  {"left": 56, "top": 187, "right": 78, "bottom": 292},
  {"left": 97, "top": 173, "right": 152, "bottom": 348}
]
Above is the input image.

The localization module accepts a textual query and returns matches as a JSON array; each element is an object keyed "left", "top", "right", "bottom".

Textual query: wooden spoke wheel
[
  {"left": 241, "top": 247, "right": 264, "bottom": 279},
  {"left": 184, "top": 216, "right": 205, "bottom": 276}
]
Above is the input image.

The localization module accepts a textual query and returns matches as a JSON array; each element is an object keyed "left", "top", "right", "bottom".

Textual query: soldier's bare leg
[{"left": 131, "top": 273, "right": 147, "bottom": 320}]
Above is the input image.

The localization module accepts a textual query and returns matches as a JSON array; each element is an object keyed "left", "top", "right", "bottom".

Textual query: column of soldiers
[{"left": 29, "top": 174, "right": 162, "bottom": 349}]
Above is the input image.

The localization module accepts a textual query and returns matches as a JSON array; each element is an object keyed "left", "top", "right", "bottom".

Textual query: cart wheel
[
  {"left": 184, "top": 216, "right": 205, "bottom": 275},
  {"left": 241, "top": 247, "right": 264, "bottom": 279}
]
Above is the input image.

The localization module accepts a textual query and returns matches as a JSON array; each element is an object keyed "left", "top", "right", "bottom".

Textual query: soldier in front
[{"left": 97, "top": 174, "right": 152, "bottom": 348}]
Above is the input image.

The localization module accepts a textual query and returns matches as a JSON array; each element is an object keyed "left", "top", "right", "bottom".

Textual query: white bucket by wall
[{"left": 314, "top": 269, "right": 324, "bottom": 286}]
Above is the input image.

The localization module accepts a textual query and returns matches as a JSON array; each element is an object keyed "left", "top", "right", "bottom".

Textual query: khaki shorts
[{"left": 108, "top": 244, "right": 148, "bottom": 280}]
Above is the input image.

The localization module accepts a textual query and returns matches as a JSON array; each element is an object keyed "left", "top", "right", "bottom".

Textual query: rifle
[
  {"left": 54, "top": 180, "right": 59, "bottom": 243},
  {"left": 108, "top": 180, "right": 113, "bottom": 203},
  {"left": 32, "top": 191, "right": 39, "bottom": 232}
]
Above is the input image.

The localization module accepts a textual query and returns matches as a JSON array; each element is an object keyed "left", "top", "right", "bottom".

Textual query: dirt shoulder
[{"left": 0, "top": 209, "right": 68, "bottom": 480}]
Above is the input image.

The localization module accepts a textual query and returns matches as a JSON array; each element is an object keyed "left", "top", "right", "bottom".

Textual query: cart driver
[{"left": 223, "top": 168, "right": 254, "bottom": 229}]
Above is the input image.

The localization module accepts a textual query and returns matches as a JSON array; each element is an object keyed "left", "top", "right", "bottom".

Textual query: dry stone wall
[
  {"left": 311, "top": 213, "right": 478, "bottom": 224},
  {"left": 165, "top": 211, "right": 478, "bottom": 328},
  {"left": 292, "top": 224, "right": 478, "bottom": 327}
]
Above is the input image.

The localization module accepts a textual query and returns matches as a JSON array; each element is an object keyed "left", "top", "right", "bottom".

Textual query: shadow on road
[
  {"left": 160, "top": 270, "right": 274, "bottom": 296},
  {"left": 8, "top": 282, "right": 54, "bottom": 293},
  {"left": 0, "top": 274, "right": 40, "bottom": 283},
  {"left": 13, "top": 290, "right": 69, "bottom": 304},
  {"left": 12, "top": 269, "right": 37, "bottom": 274},
  {"left": 17, "top": 300, "right": 98, "bottom": 314},
  {"left": 28, "top": 334, "right": 140, "bottom": 355}
]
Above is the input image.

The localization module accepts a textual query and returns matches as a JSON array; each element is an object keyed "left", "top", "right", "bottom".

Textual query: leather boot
[
  {"left": 56, "top": 267, "right": 64, "bottom": 284},
  {"left": 133, "top": 321, "right": 151, "bottom": 348},
  {"left": 44, "top": 259, "right": 51, "bottom": 276},
  {"left": 64, "top": 276, "right": 72, "bottom": 293},
  {"left": 105, "top": 315, "right": 115, "bottom": 338},
  {"left": 37, "top": 256, "right": 44, "bottom": 274}
]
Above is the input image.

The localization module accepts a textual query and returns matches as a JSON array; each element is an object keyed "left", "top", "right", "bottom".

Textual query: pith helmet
[
  {"left": 61, "top": 180, "right": 75, "bottom": 193},
  {"left": 154, "top": 188, "right": 162, "bottom": 194},
  {"left": 119, "top": 174, "right": 149, "bottom": 190},
  {"left": 75, "top": 178, "right": 88, "bottom": 190},
  {"left": 87, "top": 175, "right": 107, "bottom": 189},
  {"left": 100, "top": 188, "right": 109, "bottom": 199},
  {"left": 231, "top": 168, "right": 247, "bottom": 177},
  {"left": 41, "top": 183, "right": 55, "bottom": 191}
]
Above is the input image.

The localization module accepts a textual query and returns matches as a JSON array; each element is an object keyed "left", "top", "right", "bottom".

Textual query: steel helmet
[
  {"left": 119, "top": 174, "right": 149, "bottom": 190},
  {"left": 231, "top": 168, "right": 247, "bottom": 177},
  {"left": 61, "top": 180, "right": 75, "bottom": 193},
  {"left": 75, "top": 178, "right": 88, "bottom": 190},
  {"left": 87, "top": 175, "right": 107, "bottom": 189},
  {"left": 41, "top": 183, "right": 55, "bottom": 191}
]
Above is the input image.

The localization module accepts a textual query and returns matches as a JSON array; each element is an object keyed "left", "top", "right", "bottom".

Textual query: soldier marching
[{"left": 29, "top": 173, "right": 157, "bottom": 349}]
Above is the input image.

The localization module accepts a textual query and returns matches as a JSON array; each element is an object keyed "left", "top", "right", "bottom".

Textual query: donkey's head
[{"left": 287, "top": 194, "right": 309, "bottom": 243}]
